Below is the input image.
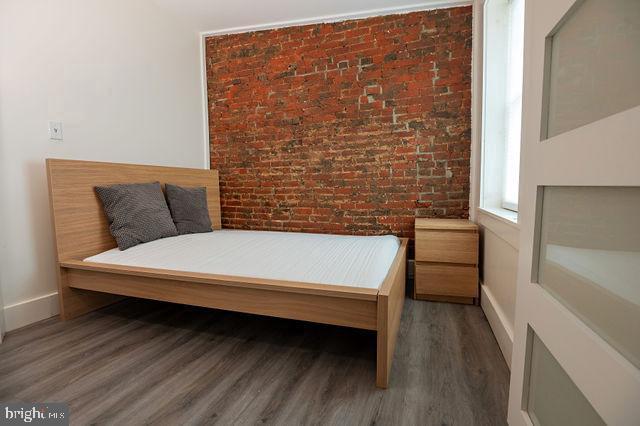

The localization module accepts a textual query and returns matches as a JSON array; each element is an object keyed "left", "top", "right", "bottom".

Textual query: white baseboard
[
  {"left": 480, "top": 284, "right": 514, "bottom": 368},
  {"left": 3, "top": 292, "right": 59, "bottom": 332},
  {"left": 0, "top": 308, "right": 4, "bottom": 343}
]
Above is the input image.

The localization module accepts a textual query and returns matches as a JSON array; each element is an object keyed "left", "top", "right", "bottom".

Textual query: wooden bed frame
[{"left": 46, "top": 158, "right": 407, "bottom": 388}]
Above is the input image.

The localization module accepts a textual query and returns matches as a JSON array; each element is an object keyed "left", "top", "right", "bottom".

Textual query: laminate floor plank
[{"left": 0, "top": 298, "right": 509, "bottom": 425}]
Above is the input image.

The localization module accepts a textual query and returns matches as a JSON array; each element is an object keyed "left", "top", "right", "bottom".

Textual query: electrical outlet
[{"left": 49, "top": 121, "right": 63, "bottom": 140}]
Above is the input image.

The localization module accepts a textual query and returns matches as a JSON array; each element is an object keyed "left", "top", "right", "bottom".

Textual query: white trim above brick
[{"left": 199, "top": 1, "right": 473, "bottom": 37}]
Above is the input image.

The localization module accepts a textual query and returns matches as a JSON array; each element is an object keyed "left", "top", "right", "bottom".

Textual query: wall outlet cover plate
[{"left": 49, "top": 121, "right": 63, "bottom": 140}]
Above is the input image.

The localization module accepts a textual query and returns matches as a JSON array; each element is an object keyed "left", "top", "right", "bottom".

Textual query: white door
[{"left": 508, "top": 0, "right": 640, "bottom": 425}]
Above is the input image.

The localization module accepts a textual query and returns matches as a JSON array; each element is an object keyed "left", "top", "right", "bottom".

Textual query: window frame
[{"left": 480, "top": 0, "right": 524, "bottom": 216}]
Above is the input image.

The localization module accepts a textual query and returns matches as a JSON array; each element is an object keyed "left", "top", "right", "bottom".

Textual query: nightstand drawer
[
  {"left": 415, "top": 230, "right": 478, "bottom": 264},
  {"left": 415, "top": 263, "right": 478, "bottom": 298}
]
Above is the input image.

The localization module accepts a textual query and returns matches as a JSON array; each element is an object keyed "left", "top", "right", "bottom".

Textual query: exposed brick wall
[{"left": 206, "top": 7, "right": 472, "bottom": 238}]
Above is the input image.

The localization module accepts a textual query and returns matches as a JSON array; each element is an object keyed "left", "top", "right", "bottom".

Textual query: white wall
[
  {"left": 0, "top": 0, "right": 206, "bottom": 331},
  {"left": 155, "top": 0, "right": 471, "bottom": 33},
  {"left": 0, "top": 132, "right": 5, "bottom": 340},
  {"left": 470, "top": 0, "right": 519, "bottom": 367},
  {"left": 477, "top": 213, "right": 519, "bottom": 365},
  {"left": 0, "top": 277, "right": 5, "bottom": 342}
]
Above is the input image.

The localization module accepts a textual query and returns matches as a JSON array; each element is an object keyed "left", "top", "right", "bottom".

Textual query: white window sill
[
  {"left": 476, "top": 207, "right": 520, "bottom": 250},
  {"left": 478, "top": 206, "right": 518, "bottom": 226}
]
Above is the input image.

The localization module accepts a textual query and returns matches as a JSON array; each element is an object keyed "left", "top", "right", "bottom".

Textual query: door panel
[
  {"left": 536, "top": 186, "right": 640, "bottom": 369},
  {"left": 542, "top": 0, "right": 640, "bottom": 139},
  {"left": 525, "top": 330, "right": 605, "bottom": 426},
  {"left": 508, "top": 0, "right": 640, "bottom": 424}
]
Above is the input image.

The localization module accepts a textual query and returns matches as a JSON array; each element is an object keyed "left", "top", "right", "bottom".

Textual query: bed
[{"left": 46, "top": 158, "right": 407, "bottom": 388}]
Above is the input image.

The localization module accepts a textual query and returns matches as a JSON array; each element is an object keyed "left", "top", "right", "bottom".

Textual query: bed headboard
[{"left": 46, "top": 158, "right": 222, "bottom": 262}]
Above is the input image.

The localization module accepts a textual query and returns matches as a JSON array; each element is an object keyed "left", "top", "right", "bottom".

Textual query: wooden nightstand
[{"left": 414, "top": 218, "right": 479, "bottom": 304}]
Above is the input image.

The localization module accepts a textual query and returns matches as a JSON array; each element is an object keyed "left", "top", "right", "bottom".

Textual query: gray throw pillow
[
  {"left": 95, "top": 182, "right": 178, "bottom": 250},
  {"left": 165, "top": 184, "right": 213, "bottom": 235}
]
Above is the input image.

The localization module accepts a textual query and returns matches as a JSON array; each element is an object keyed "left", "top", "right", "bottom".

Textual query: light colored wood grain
[
  {"left": 415, "top": 263, "right": 478, "bottom": 298},
  {"left": 60, "top": 260, "right": 378, "bottom": 301},
  {"left": 415, "top": 229, "right": 479, "bottom": 264},
  {"left": 414, "top": 218, "right": 479, "bottom": 304},
  {"left": 376, "top": 238, "right": 407, "bottom": 388},
  {"left": 415, "top": 218, "right": 478, "bottom": 231},
  {"left": 65, "top": 268, "right": 378, "bottom": 331},
  {"left": 46, "top": 158, "right": 409, "bottom": 387},
  {"left": 414, "top": 294, "right": 476, "bottom": 305},
  {"left": 60, "top": 238, "right": 409, "bottom": 387},
  {"left": 56, "top": 267, "right": 125, "bottom": 320},
  {"left": 46, "top": 158, "right": 222, "bottom": 262},
  {"left": 46, "top": 165, "right": 126, "bottom": 320}
]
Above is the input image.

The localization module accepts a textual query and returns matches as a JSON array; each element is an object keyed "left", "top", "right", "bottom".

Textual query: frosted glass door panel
[
  {"left": 537, "top": 187, "right": 640, "bottom": 369},
  {"left": 526, "top": 332, "right": 605, "bottom": 426},
  {"left": 543, "top": 0, "right": 640, "bottom": 139}
]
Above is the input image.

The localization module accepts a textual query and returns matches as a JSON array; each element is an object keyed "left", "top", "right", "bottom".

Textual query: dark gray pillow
[
  {"left": 95, "top": 182, "right": 178, "bottom": 250},
  {"left": 165, "top": 184, "right": 213, "bottom": 235}
]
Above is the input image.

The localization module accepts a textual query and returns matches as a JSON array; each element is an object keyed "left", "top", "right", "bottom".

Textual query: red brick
[{"left": 206, "top": 7, "right": 472, "bottom": 239}]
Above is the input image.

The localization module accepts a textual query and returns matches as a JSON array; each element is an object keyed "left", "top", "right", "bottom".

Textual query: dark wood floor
[{"left": 0, "top": 297, "right": 509, "bottom": 425}]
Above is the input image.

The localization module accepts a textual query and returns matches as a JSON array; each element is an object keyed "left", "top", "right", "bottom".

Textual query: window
[{"left": 481, "top": 0, "right": 525, "bottom": 215}]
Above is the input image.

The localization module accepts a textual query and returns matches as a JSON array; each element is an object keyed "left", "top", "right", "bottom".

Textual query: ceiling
[{"left": 153, "top": 0, "right": 470, "bottom": 33}]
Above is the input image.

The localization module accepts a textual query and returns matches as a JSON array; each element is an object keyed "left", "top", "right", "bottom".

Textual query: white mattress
[{"left": 84, "top": 230, "right": 401, "bottom": 289}]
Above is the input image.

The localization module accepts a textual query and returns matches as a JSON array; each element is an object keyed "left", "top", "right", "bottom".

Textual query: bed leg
[
  {"left": 376, "top": 303, "right": 391, "bottom": 389},
  {"left": 57, "top": 267, "right": 123, "bottom": 320},
  {"left": 376, "top": 241, "right": 407, "bottom": 389}
]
